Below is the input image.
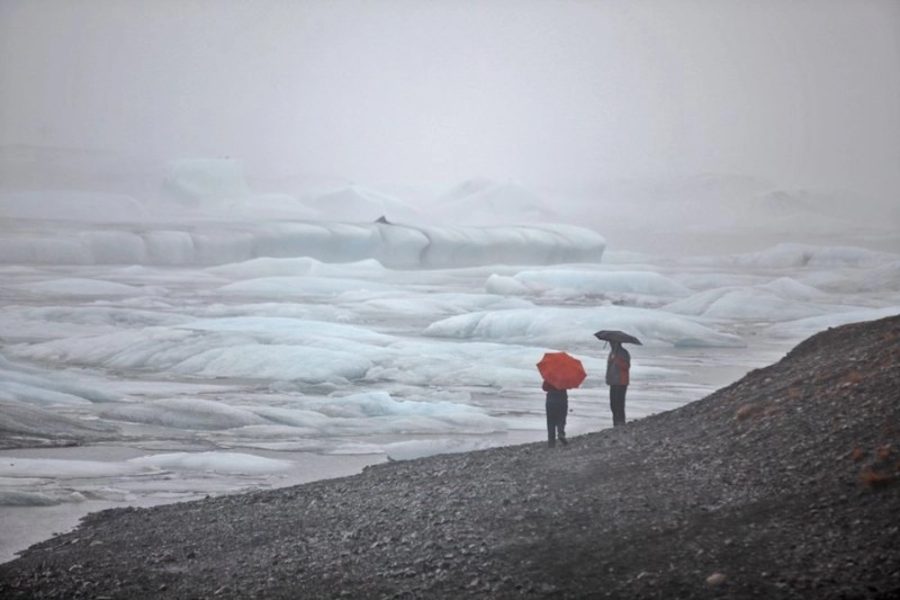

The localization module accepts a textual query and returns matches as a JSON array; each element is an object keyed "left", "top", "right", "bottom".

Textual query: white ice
[
  {"left": 306, "top": 186, "right": 421, "bottom": 223},
  {"left": 663, "top": 277, "right": 857, "bottom": 322},
  {"left": 127, "top": 452, "right": 293, "bottom": 475},
  {"left": 0, "top": 458, "right": 148, "bottom": 479},
  {"left": 0, "top": 222, "right": 606, "bottom": 268},
  {"left": 766, "top": 306, "right": 900, "bottom": 339},
  {"left": 486, "top": 269, "right": 691, "bottom": 298},
  {"left": 424, "top": 305, "right": 746, "bottom": 348},
  {"left": 0, "top": 355, "right": 119, "bottom": 405},
  {"left": 6, "top": 277, "right": 166, "bottom": 297},
  {"left": 217, "top": 276, "right": 394, "bottom": 297},
  {"left": 1, "top": 204, "right": 898, "bottom": 565}
]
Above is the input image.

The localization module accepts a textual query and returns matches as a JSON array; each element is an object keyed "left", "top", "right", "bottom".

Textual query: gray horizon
[{"left": 1, "top": 0, "right": 899, "bottom": 206}]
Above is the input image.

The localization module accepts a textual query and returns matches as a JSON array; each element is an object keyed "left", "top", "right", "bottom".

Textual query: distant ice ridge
[
  {"left": 0, "top": 222, "right": 605, "bottom": 268},
  {"left": 424, "top": 305, "right": 745, "bottom": 348},
  {"left": 694, "top": 243, "right": 899, "bottom": 269},
  {"left": 663, "top": 277, "right": 858, "bottom": 322},
  {"left": 767, "top": 306, "right": 900, "bottom": 339}
]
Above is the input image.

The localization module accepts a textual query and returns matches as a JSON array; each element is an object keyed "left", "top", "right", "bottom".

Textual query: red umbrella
[{"left": 537, "top": 352, "right": 587, "bottom": 390}]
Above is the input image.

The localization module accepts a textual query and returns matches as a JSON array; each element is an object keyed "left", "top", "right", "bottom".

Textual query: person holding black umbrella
[
  {"left": 594, "top": 330, "right": 640, "bottom": 427},
  {"left": 606, "top": 341, "right": 631, "bottom": 426}
]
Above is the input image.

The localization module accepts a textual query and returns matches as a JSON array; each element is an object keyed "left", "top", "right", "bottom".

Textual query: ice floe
[
  {"left": 424, "top": 306, "right": 745, "bottom": 348},
  {"left": 486, "top": 269, "right": 690, "bottom": 298},
  {"left": 0, "top": 222, "right": 606, "bottom": 268},
  {"left": 128, "top": 451, "right": 292, "bottom": 474},
  {"left": 766, "top": 306, "right": 900, "bottom": 339}
]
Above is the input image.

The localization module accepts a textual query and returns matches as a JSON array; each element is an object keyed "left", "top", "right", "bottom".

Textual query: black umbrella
[{"left": 594, "top": 330, "right": 642, "bottom": 345}]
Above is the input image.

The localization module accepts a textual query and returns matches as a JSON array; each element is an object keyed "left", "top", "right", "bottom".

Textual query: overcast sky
[{"left": 1, "top": 0, "right": 898, "bottom": 198}]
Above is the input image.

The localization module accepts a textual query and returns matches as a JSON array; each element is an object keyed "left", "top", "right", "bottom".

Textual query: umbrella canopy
[
  {"left": 594, "top": 330, "right": 642, "bottom": 345},
  {"left": 537, "top": 352, "right": 587, "bottom": 390}
]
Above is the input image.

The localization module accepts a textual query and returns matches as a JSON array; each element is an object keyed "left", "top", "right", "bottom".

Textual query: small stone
[{"left": 706, "top": 572, "right": 727, "bottom": 586}]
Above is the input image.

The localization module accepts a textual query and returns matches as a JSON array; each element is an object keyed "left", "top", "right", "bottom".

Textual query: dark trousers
[
  {"left": 610, "top": 385, "right": 627, "bottom": 426},
  {"left": 546, "top": 396, "right": 568, "bottom": 445}
]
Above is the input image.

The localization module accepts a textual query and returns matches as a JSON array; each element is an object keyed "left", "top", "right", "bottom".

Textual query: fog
[
  {"left": 2, "top": 0, "right": 899, "bottom": 204},
  {"left": 3, "top": 0, "right": 900, "bottom": 563}
]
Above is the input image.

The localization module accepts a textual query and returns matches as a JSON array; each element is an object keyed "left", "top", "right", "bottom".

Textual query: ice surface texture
[
  {"left": 425, "top": 305, "right": 745, "bottom": 348},
  {"left": 0, "top": 222, "right": 606, "bottom": 268}
]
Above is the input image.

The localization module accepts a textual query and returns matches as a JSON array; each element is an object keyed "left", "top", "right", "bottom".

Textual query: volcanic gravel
[{"left": 2, "top": 315, "right": 899, "bottom": 599}]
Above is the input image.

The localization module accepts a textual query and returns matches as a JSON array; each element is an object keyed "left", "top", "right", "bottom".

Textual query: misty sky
[{"left": 1, "top": 0, "right": 899, "bottom": 198}]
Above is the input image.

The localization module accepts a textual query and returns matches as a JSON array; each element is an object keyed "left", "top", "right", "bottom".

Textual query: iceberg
[
  {"left": 127, "top": 452, "right": 292, "bottom": 474},
  {"left": 0, "top": 399, "right": 114, "bottom": 443},
  {"left": 423, "top": 305, "right": 745, "bottom": 348},
  {"left": 0, "top": 491, "right": 62, "bottom": 507},
  {"left": 663, "top": 276, "right": 871, "bottom": 322},
  {"left": 767, "top": 307, "right": 900, "bottom": 339},
  {"left": 217, "top": 276, "right": 393, "bottom": 297},
  {"left": 208, "top": 257, "right": 387, "bottom": 280},
  {"left": 806, "top": 260, "right": 900, "bottom": 293},
  {"left": 486, "top": 269, "right": 690, "bottom": 298},
  {"left": 0, "top": 354, "right": 120, "bottom": 404},
  {"left": 663, "top": 282, "right": 846, "bottom": 322},
  {"left": 10, "top": 317, "right": 394, "bottom": 383},
  {"left": 306, "top": 186, "right": 420, "bottom": 223},
  {"left": 100, "top": 398, "right": 269, "bottom": 430},
  {"left": 0, "top": 222, "right": 606, "bottom": 268}
]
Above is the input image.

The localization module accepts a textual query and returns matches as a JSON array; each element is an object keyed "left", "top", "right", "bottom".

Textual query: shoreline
[
  {"left": 0, "top": 446, "right": 386, "bottom": 564},
  {"left": 2, "top": 315, "right": 898, "bottom": 598}
]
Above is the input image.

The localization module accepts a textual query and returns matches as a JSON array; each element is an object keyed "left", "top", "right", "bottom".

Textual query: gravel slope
[{"left": 2, "top": 314, "right": 899, "bottom": 599}]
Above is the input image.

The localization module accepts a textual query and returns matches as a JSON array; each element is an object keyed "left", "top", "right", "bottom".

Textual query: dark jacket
[
  {"left": 542, "top": 381, "right": 568, "bottom": 402},
  {"left": 606, "top": 346, "right": 631, "bottom": 386}
]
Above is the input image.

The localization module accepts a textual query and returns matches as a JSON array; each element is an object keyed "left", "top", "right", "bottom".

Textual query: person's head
[{"left": 610, "top": 341, "right": 622, "bottom": 351}]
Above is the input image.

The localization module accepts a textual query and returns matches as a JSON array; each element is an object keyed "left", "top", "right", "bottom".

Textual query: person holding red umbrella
[
  {"left": 537, "top": 352, "right": 586, "bottom": 447},
  {"left": 542, "top": 380, "right": 569, "bottom": 447}
]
